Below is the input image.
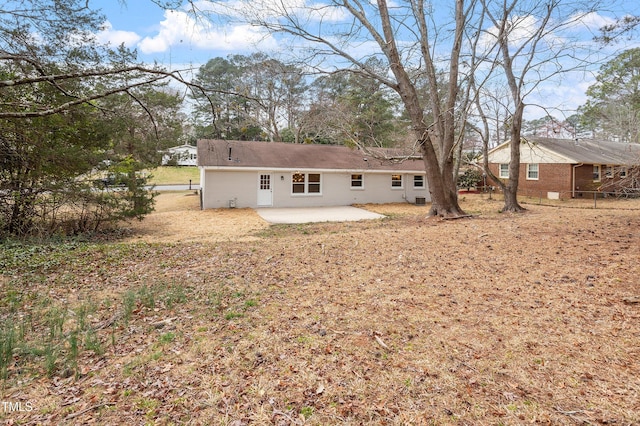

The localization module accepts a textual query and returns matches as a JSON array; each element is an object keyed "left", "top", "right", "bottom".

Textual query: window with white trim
[
  {"left": 526, "top": 163, "right": 539, "bottom": 180},
  {"left": 391, "top": 174, "right": 403, "bottom": 188},
  {"left": 351, "top": 174, "right": 363, "bottom": 188},
  {"left": 499, "top": 164, "right": 509, "bottom": 178},
  {"left": 605, "top": 166, "right": 614, "bottom": 178},
  {"left": 413, "top": 175, "right": 425, "bottom": 188},
  {"left": 593, "top": 165, "right": 601, "bottom": 181},
  {"left": 618, "top": 166, "right": 627, "bottom": 178},
  {"left": 292, "top": 173, "right": 321, "bottom": 194}
]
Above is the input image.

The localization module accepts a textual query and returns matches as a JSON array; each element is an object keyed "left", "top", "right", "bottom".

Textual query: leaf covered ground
[{"left": 1, "top": 193, "right": 639, "bottom": 425}]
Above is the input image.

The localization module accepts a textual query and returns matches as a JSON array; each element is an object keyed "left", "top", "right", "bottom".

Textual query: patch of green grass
[
  {"left": 300, "top": 406, "right": 314, "bottom": 419},
  {"left": 83, "top": 329, "right": 104, "bottom": 356},
  {"left": 67, "top": 331, "right": 79, "bottom": 374},
  {"left": 159, "top": 332, "right": 175, "bottom": 344},
  {"left": 224, "top": 312, "right": 244, "bottom": 320},
  {"left": 161, "top": 283, "right": 188, "bottom": 309},
  {"left": 138, "top": 285, "right": 156, "bottom": 309},
  {"left": 46, "top": 307, "right": 66, "bottom": 340},
  {"left": 0, "top": 321, "right": 16, "bottom": 380},
  {"left": 122, "top": 290, "right": 137, "bottom": 324},
  {"left": 145, "top": 166, "right": 199, "bottom": 185},
  {"left": 0, "top": 276, "right": 192, "bottom": 382}
]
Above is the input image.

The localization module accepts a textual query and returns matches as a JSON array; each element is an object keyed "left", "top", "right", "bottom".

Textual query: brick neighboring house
[{"left": 487, "top": 138, "right": 640, "bottom": 199}]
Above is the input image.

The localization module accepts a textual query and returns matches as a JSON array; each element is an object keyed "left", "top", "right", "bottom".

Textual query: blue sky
[
  {"left": 94, "top": 1, "right": 274, "bottom": 69},
  {"left": 93, "top": 0, "right": 640, "bottom": 119}
]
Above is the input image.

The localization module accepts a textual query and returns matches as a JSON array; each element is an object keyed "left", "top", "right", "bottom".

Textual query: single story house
[
  {"left": 161, "top": 144, "right": 198, "bottom": 166},
  {"left": 197, "top": 139, "right": 429, "bottom": 209},
  {"left": 487, "top": 137, "right": 640, "bottom": 199}
]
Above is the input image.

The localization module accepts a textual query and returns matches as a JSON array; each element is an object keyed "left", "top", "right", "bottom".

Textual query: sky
[
  {"left": 92, "top": 0, "right": 640, "bottom": 120},
  {"left": 94, "top": 1, "right": 273, "bottom": 69}
]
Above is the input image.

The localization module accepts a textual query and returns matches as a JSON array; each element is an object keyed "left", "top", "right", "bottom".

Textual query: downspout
[{"left": 572, "top": 163, "right": 583, "bottom": 198}]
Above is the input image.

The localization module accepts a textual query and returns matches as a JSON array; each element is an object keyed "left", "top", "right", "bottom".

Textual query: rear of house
[
  {"left": 487, "top": 138, "right": 640, "bottom": 199},
  {"left": 197, "top": 140, "right": 430, "bottom": 209}
]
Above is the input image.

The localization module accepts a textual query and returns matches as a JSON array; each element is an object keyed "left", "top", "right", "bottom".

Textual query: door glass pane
[{"left": 260, "top": 174, "right": 270, "bottom": 190}]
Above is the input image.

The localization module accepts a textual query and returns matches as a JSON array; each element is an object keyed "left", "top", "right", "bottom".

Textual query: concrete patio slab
[{"left": 255, "top": 206, "right": 385, "bottom": 224}]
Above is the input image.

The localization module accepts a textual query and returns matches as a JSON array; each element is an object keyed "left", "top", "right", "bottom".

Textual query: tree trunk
[
  {"left": 420, "top": 135, "right": 466, "bottom": 217},
  {"left": 501, "top": 104, "right": 526, "bottom": 213}
]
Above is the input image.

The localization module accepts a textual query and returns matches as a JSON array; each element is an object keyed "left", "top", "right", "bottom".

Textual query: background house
[
  {"left": 161, "top": 144, "right": 198, "bottom": 166},
  {"left": 197, "top": 139, "right": 429, "bottom": 209},
  {"left": 487, "top": 138, "right": 640, "bottom": 199}
]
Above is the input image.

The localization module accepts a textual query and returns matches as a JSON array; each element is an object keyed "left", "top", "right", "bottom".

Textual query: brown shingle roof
[{"left": 197, "top": 139, "right": 425, "bottom": 171}]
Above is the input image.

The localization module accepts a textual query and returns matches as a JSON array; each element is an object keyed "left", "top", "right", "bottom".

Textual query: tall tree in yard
[{"left": 470, "top": 0, "right": 604, "bottom": 212}]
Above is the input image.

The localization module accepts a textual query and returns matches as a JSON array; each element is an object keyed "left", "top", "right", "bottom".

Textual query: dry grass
[
  {"left": 1, "top": 193, "right": 639, "bottom": 425},
  {"left": 121, "top": 191, "right": 268, "bottom": 244}
]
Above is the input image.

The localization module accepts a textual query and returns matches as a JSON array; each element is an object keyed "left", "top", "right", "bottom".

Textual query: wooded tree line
[
  {"left": 1, "top": 0, "right": 638, "bottom": 239},
  {"left": 189, "top": 54, "right": 406, "bottom": 147}
]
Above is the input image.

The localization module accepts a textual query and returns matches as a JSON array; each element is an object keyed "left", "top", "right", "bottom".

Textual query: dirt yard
[{"left": 1, "top": 192, "right": 639, "bottom": 425}]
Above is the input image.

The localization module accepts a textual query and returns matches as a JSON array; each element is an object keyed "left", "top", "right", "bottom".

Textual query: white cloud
[
  {"left": 137, "top": 9, "right": 276, "bottom": 54},
  {"left": 96, "top": 21, "right": 141, "bottom": 48},
  {"left": 565, "top": 11, "right": 615, "bottom": 32}
]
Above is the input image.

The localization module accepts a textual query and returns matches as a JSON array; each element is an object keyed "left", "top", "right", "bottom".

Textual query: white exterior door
[{"left": 257, "top": 173, "right": 273, "bottom": 206}]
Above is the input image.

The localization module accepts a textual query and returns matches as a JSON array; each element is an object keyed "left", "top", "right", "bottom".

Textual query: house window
[
  {"left": 618, "top": 167, "right": 627, "bottom": 178},
  {"left": 391, "top": 174, "right": 403, "bottom": 188},
  {"left": 351, "top": 174, "right": 363, "bottom": 188},
  {"left": 413, "top": 175, "right": 425, "bottom": 188},
  {"left": 292, "top": 173, "right": 321, "bottom": 194},
  {"left": 593, "top": 165, "right": 601, "bottom": 182},
  {"left": 499, "top": 164, "right": 509, "bottom": 178},
  {"left": 526, "top": 163, "right": 539, "bottom": 180},
  {"left": 308, "top": 173, "right": 321, "bottom": 193},
  {"left": 605, "top": 166, "right": 614, "bottom": 178}
]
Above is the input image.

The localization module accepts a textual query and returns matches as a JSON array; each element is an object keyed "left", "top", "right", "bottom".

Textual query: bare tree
[{"left": 472, "top": 0, "right": 605, "bottom": 212}]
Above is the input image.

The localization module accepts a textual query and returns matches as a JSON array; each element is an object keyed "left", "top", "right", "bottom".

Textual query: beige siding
[{"left": 489, "top": 143, "right": 574, "bottom": 164}]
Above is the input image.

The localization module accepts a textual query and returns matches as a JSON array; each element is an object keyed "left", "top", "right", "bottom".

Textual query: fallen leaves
[{"left": 1, "top": 195, "right": 640, "bottom": 424}]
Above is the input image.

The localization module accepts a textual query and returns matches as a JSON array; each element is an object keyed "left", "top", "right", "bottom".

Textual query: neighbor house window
[
  {"left": 499, "top": 164, "right": 509, "bottom": 178},
  {"left": 605, "top": 166, "right": 614, "bottom": 178},
  {"left": 413, "top": 175, "right": 425, "bottom": 188},
  {"left": 593, "top": 165, "right": 601, "bottom": 181},
  {"left": 526, "top": 163, "right": 539, "bottom": 180},
  {"left": 292, "top": 173, "right": 321, "bottom": 194},
  {"left": 351, "top": 174, "right": 363, "bottom": 188},
  {"left": 391, "top": 174, "right": 403, "bottom": 188},
  {"left": 618, "top": 167, "right": 627, "bottom": 178}
]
